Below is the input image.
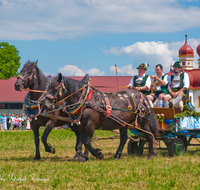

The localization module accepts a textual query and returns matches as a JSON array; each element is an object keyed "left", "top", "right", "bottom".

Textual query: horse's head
[
  {"left": 43, "top": 73, "right": 66, "bottom": 110},
  {"left": 14, "top": 60, "right": 38, "bottom": 91}
]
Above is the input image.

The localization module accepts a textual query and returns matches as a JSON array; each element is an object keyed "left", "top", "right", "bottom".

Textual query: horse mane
[
  {"left": 63, "top": 78, "right": 84, "bottom": 94},
  {"left": 36, "top": 67, "right": 47, "bottom": 90}
]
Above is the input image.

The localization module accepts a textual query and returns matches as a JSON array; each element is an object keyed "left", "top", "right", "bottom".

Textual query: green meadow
[{"left": 0, "top": 129, "right": 199, "bottom": 190}]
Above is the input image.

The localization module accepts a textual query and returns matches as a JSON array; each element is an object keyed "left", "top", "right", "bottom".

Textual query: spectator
[
  {"left": 21, "top": 114, "right": 26, "bottom": 130},
  {"left": 14, "top": 114, "right": 19, "bottom": 130},
  {"left": 18, "top": 115, "right": 22, "bottom": 130},
  {"left": 0, "top": 113, "right": 2, "bottom": 130},
  {"left": 7, "top": 114, "right": 11, "bottom": 130},
  {"left": 11, "top": 114, "right": 15, "bottom": 130},
  {"left": 26, "top": 117, "right": 31, "bottom": 130},
  {"left": 2, "top": 114, "right": 7, "bottom": 130}
]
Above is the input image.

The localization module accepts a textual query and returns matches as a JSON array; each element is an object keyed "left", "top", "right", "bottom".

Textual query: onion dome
[
  {"left": 197, "top": 44, "right": 200, "bottom": 57},
  {"left": 179, "top": 34, "right": 194, "bottom": 56}
]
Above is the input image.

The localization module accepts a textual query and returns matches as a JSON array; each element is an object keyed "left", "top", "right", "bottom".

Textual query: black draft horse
[
  {"left": 43, "top": 73, "right": 160, "bottom": 161},
  {"left": 14, "top": 60, "right": 83, "bottom": 160}
]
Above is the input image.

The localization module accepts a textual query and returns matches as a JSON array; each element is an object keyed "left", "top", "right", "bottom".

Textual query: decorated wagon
[{"left": 127, "top": 100, "right": 200, "bottom": 157}]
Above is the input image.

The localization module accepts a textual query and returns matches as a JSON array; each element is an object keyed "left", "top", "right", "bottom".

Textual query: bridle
[
  {"left": 45, "top": 82, "right": 67, "bottom": 104},
  {"left": 17, "top": 67, "right": 37, "bottom": 89},
  {"left": 45, "top": 81, "right": 88, "bottom": 107}
]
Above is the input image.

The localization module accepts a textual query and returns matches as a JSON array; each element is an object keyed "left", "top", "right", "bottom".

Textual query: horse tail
[{"left": 149, "top": 109, "right": 160, "bottom": 137}]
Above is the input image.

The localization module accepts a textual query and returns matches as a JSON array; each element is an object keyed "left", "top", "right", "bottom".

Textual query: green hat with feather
[
  {"left": 137, "top": 63, "right": 149, "bottom": 70},
  {"left": 173, "top": 61, "right": 182, "bottom": 68}
]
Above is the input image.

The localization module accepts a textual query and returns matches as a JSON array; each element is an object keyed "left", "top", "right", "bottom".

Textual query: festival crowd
[{"left": 0, "top": 113, "right": 31, "bottom": 131}]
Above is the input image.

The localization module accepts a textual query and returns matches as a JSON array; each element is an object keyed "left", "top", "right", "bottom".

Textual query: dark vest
[
  {"left": 133, "top": 75, "right": 150, "bottom": 95},
  {"left": 170, "top": 72, "right": 188, "bottom": 94},
  {"left": 157, "top": 75, "right": 168, "bottom": 95}
]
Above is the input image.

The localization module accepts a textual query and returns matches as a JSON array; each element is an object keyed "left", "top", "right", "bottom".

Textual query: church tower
[
  {"left": 178, "top": 33, "right": 194, "bottom": 70},
  {"left": 197, "top": 44, "right": 200, "bottom": 68}
]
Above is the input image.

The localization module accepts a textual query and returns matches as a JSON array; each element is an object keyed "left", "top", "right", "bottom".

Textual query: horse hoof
[
  {"left": 79, "top": 157, "right": 87, "bottom": 162},
  {"left": 73, "top": 154, "right": 79, "bottom": 159},
  {"left": 73, "top": 152, "right": 83, "bottom": 159},
  {"left": 114, "top": 154, "right": 121, "bottom": 160},
  {"left": 50, "top": 147, "right": 56, "bottom": 154},
  {"left": 147, "top": 155, "right": 154, "bottom": 160},
  {"left": 98, "top": 153, "right": 104, "bottom": 160},
  {"left": 34, "top": 157, "right": 40, "bottom": 160},
  {"left": 79, "top": 156, "right": 88, "bottom": 162}
]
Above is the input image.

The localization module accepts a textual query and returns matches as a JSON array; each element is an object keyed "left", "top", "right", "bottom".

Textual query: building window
[
  {"left": 0, "top": 103, "right": 6, "bottom": 109},
  {"left": 198, "top": 96, "right": 200, "bottom": 108},
  {"left": 0, "top": 103, "right": 23, "bottom": 109},
  {"left": 182, "top": 62, "right": 185, "bottom": 66}
]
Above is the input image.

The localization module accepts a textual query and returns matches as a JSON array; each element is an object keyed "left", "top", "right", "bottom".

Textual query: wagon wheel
[
  {"left": 127, "top": 139, "right": 145, "bottom": 156},
  {"left": 168, "top": 138, "right": 185, "bottom": 156},
  {"left": 178, "top": 135, "right": 188, "bottom": 151}
]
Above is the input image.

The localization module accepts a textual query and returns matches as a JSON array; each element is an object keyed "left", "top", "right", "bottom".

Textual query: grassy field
[{"left": 0, "top": 129, "right": 200, "bottom": 190}]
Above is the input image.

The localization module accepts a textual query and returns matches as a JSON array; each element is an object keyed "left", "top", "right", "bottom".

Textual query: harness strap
[{"left": 84, "top": 101, "right": 127, "bottom": 127}]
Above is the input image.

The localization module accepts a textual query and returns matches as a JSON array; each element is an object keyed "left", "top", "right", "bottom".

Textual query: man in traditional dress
[
  {"left": 146, "top": 64, "right": 170, "bottom": 107},
  {"left": 127, "top": 63, "right": 152, "bottom": 104},
  {"left": 165, "top": 61, "right": 190, "bottom": 108}
]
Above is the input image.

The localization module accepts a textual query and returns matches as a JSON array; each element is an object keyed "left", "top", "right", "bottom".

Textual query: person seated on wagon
[
  {"left": 146, "top": 64, "right": 170, "bottom": 107},
  {"left": 164, "top": 61, "right": 190, "bottom": 108},
  {"left": 127, "top": 63, "right": 152, "bottom": 104}
]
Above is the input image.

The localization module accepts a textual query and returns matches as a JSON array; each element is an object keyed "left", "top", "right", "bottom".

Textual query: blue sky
[{"left": 1, "top": 0, "right": 200, "bottom": 76}]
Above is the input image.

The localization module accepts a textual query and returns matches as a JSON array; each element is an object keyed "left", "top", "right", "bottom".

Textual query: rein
[
  {"left": 24, "top": 75, "right": 51, "bottom": 105},
  {"left": 23, "top": 89, "right": 48, "bottom": 93},
  {"left": 54, "top": 85, "right": 87, "bottom": 105}
]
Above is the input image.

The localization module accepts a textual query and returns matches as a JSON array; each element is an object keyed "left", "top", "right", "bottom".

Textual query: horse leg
[
  {"left": 69, "top": 124, "right": 83, "bottom": 159},
  {"left": 146, "top": 134, "right": 156, "bottom": 159},
  {"left": 79, "top": 124, "right": 104, "bottom": 162},
  {"left": 32, "top": 124, "right": 40, "bottom": 160},
  {"left": 41, "top": 120, "right": 55, "bottom": 154},
  {"left": 114, "top": 127, "right": 128, "bottom": 159}
]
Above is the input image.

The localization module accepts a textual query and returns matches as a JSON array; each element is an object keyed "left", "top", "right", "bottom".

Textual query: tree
[{"left": 0, "top": 42, "right": 21, "bottom": 79}]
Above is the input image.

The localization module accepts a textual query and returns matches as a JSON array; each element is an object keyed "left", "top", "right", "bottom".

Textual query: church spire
[{"left": 185, "top": 31, "right": 187, "bottom": 43}]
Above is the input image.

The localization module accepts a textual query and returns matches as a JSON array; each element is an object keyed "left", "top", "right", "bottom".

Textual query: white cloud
[
  {"left": 58, "top": 65, "right": 105, "bottom": 76},
  {"left": 0, "top": 0, "right": 200, "bottom": 40},
  {"left": 58, "top": 65, "right": 85, "bottom": 76},
  {"left": 104, "top": 38, "right": 200, "bottom": 74},
  {"left": 110, "top": 65, "right": 137, "bottom": 76},
  {"left": 86, "top": 68, "right": 105, "bottom": 76}
]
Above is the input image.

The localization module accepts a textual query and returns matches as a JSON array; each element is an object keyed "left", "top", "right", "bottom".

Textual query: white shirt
[
  {"left": 129, "top": 74, "right": 151, "bottom": 91},
  {"left": 168, "top": 72, "right": 190, "bottom": 90},
  {"left": 151, "top": 74, "right": 169, "bottom": 91},
  {"left": 11, "top": 116, "right": 15, "bottom": 124}
]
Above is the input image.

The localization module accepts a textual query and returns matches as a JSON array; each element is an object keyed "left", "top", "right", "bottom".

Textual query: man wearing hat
[
  {"left": 127, "top": 63, "right": 151, "bottom": 99},
  {"left": 165, "top": 61, "right": 190, "bottom": 108}
]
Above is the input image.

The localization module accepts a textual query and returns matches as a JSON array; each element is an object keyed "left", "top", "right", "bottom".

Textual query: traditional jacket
[
  {"left": 132, "top": 74, "right": 151, "bottom": 95},
  {"left": 168, "top": 72, "right": 189, "bottom": 94}
]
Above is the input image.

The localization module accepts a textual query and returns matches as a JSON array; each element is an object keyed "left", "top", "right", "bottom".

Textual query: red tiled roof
[
  {"left": 0, "top": 76, "right": 132, "bottom": 102},
  {"left": 0, "top": 77, "right": 27, "bottom": 102},
  {"left": 69, "top": 76, "right": 132, "bottom": 92}
]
